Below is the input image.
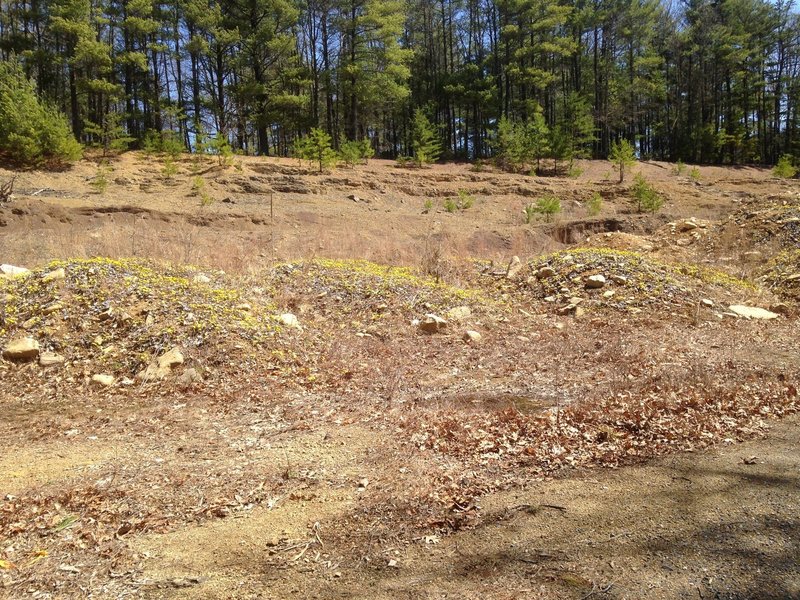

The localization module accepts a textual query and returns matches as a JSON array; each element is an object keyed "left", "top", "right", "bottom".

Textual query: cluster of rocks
[{"left": 667, "top": 217, "right": 710, "bottom": 247}]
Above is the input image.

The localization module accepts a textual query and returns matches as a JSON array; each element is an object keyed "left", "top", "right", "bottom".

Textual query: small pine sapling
[{"left": 609, "top": 139, "right": 636, "bottom": 183}]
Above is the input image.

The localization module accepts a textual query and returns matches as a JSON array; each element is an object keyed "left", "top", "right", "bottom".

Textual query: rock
[
  {"left": 536, "top": 266, "right": 556, "bottom": 279},
  {"left": 348, "top": 194, "right": 361, "bottom": 202},
  {"left": 585, "top": 274, "right": 606, "bottom": 289},
  {"left": 610, "top": 275, "right": 628, "bottom": 285},
  {"left": 506, "top": 256, "right": 522, "bottom": 280},
  {"left": 676, "top": 238, "right": 692, "bottom": 247},
  {"left": 42, "top": 268, "right": 66, "bottom": 283},
  {"left": 91, "top": 374, "right": 115, "bottom": 387},
  {"left": 446, "top": 306, "right": 471, "bottom": 321},
  {"left": 743, "top": 251, "right": 762, "bottom": 260},
  {"left": 97, "top": 307, "right": 114, "bottom": 321},
  {"left": 574, "top": 306, "right": 586, "bottom": 318},
  {"left": 701, "top": 298, "right": 714, "bottom": 308},
  {"left": 463, "top": 330, "right": 482, "bottom": 344},
  {"left": 192, "top": 274, "right": 211, "bottom": 284},
  {"left": 39, "top": 352, "right": 65, "bottom": 367},
  {"left": 602, "top": 290, "right": 615, "bottom": 299},
  {"left": 42, "top": 302, "right": 63, "bottom": 315},
  {"left": 139, "top": 346, "right": 184, "bottom": 381},
  {"left": 178, "top": 368, "right": 202, "bottom": 385},
  {"left": 2, "top": 337, "right": 40, "bottom": 361},
  {"left": 235, "top": 303, "right": 252, "bottom": 312},
  {"left": 419, "top": 313, "right": 447, "bottom": 334},
  {"left": 0, "top": 264, "right": 29, "bottom": 276},
  {"left": 677, "top": 219, "right": 698, "bottom": 232},
  {"left": 279, "top": 313, "right": 301, "bottom": 328},
  {"left": 728, "top": 305, "right": 780, "bottom": 320}
]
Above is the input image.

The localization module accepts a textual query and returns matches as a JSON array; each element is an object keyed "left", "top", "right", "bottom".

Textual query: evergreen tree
[{"left": 410, "top": 109, "right": 441, "bottom": 167}]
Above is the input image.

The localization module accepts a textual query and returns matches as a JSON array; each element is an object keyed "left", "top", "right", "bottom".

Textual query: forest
[{"left": 1, "top": 0, "right": 799, "bottom": 165}]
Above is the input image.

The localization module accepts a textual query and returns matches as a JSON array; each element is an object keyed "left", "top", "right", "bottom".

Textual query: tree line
[{"left": 1, "top": 0, "right": 799, "bottom": 166}]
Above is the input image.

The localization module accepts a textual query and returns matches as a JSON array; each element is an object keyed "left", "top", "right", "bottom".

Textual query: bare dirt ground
[{"left": 0, "top": 154, "right": 798, "bottom": 599}]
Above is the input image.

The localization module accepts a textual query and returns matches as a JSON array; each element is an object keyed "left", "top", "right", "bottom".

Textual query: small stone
[
  {"left": 178, "top": 368, "right": 202, "bottom": 385},
  {"left": 97, "top": 307, "right": 114, "bottom": 321},
  {"left": 610, "top": 275, "right": 628, "bottom": 285},
  {"left": 544, "top": 296, "right": 557, "bottom": 303},
  {"left": 39, "top": 352, "right": 65, "bottom": 367},
  {"left": 677, "top": 219, "right": 698, "bottom": 232},
  {"left": 2, "top": 337, "right": 40, "bottom": 361},
  {"left": 348, "top": 194, "right": 361, "bottom": 202},
  {"left": 91, "top": 374, "right": 115, "bottom": 387},
  {"left": 358, "top": 478, "right": 369, "bottom": 490},
  {"left": 585, "top": 274, "right": 606, "bottom": 289},
  {"left": 192, "top": 274, "right": 211, "bottom": 284},
  {"left": 419, "top": 314, "right": 447, "bottom": 334},
  {"left": 42, "top": 268, "right": 66, "bottom": 283},
  {"left": 701, "top": 298, "right": 714, "bottom": 308},
  {"left": 236, "top": 303, "right": 252, "bottom": 312},
  {"left": 279, "top": 313, "right": 301, "bottom": 328},
  {"left": 676, "top": 238, "right": 692, "bottom": 247},
  {"left": 536, "top": 266, "right": 556, "bottom": 279},
  {"left": 42, "top": 302, "right": 63, "bottom": 315},
  {"left": 728, "top": 305, "right": 780, "bottom": 320},
  {"left": 506, "top": 256, "right": 522, "bottom": 280},
  {"left": 463, "top": 330, "right": 482, "bottom": 344},
  {"left": 446, "top": 306, "right": 472, "bottom": 321},
  {"left": 602, "top": 290, "right": 615, "bottom": 299},
  {"left": 743, "top": 251, "right": 762, "bottom": 260},
  {"left": 574, "top": 306, "right": 586, "bottom": 318}
]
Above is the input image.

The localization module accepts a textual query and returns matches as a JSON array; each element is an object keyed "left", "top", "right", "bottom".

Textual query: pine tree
[
  {"left": 410, "top": 109, "right": 441, "bottom": 167},
  {"left": 609, "top": 139, "right": 637, "bottom": 183},
  {"left": 0, "top": 59, "right": 82, "bottom": 166},
  {"left": 296, "top": 127, "right": 338, "bottom": 171}
]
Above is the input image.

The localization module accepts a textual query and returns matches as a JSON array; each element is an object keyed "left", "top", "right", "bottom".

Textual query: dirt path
[{"left": 133, "top": 416, "right": 800, "bottom": 599}]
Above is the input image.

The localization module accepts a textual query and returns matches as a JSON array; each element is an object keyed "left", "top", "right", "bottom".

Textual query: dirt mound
[
  {"left": 0, "top": 258, "right": 277, "bottom": 379},
  {"left": 267, "top": 259, "right": 490, "bottom": 323},
  {"left": 705, "top": 194, "right": 800, "bottom": 258},
  {"left": 506, "top": 248, "right": 762, "bottom": 317},
  {"left": 761, "top": 249, "right": 800, "bottom": 302}
]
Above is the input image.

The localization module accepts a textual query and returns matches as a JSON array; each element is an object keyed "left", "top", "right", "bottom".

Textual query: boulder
[
  {"left": 139, "top": 346, "right": 184, "bottom": 381},
  {"left": 585, "top": 274, "right": 606, "bottom": 289},
  {"left": 178, "top": 368, "right": 202, "bottom": 385},
  {"left": 446, "top": 306, "right": 472, "bottom": 321},
  {"left": 0, "top": 264, "right": 29, "bottom": 276},
  {"left": 2, "top": 337, "right": 40, "bottom": 361},
  {"left": 279, "top": 313, "right": 301, "bottom": 328},
  {"left": 92, "top": 374, "right": 115, "bottom": 387},
  {"left": 728, "top": 305, "right": 780, "bottom": 320},
  {"left": 463, "top": 330, "right": 482, "bottom": 344},
  {"left": 419, "top": 314, "right": 447, "bottom": 334},
  {"left": 506, "top": 256, "right": 523, "bottom": 280}
]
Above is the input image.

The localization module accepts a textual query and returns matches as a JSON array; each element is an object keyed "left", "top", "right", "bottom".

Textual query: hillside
[{"left": 0, "top": 155, "right": 798, "bottom": 599}]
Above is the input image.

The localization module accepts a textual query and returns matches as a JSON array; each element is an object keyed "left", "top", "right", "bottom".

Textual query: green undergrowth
[
  {"left": 516, "top": 248, "right": 757, "bottom": 313},
  {"left": 0, "top": 258, "right": 279, "bottom": 375},
  {"left": 268, "top": 258, "right": 490, "bottom": 318}
]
